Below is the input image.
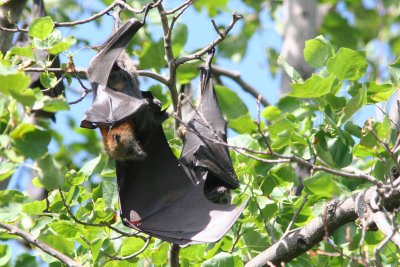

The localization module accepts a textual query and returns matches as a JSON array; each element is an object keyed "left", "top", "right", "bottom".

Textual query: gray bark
[
  {"left": 245, "top": 184, "right": 400, "bottom": 266},
  {"left": 0, "top": 0, "right": 28, "bottom": 53},
  {"left": 280, "top": 0, "right": 316, "bottom": 94}
]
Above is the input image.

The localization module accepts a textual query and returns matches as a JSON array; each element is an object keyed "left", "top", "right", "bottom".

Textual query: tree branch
[
  {"left": 211, "top": 64, "right": 270, "bottom": 107},
  {"left": 0, "top": 0, "right": 159, "bottom": 33},
  {"left": 0, "top": 222, "right": 83, "bottom": 267},
  {"left": 154, "top": 0, "right": 179, "bottom": 111},
  {"left": 244, "top": 180, "right": 400, "bottom": 267},
  {"left": 169, "top": 243, "right": 180, "bottom": 267},
  {"left": 372, "top": 211, "right": 400, "bottom": 248},
  {"left": 174, "top": 13, "right": 242, "bottom": 66}
]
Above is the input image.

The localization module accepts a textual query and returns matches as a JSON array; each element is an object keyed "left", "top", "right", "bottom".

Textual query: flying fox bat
[{"left": 80, "top": 15, "right": 246, "bottom": 244}]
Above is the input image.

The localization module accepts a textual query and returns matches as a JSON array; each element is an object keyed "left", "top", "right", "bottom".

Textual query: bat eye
[{"left": 113, "top": 134, "right": 121, "bottom": 143}]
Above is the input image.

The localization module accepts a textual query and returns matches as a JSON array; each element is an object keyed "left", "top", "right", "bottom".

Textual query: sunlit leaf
[
  {"left": 29, "top": 16, "right": 54, "bottom": 40},
  {"left": 326, "top": 48, "right": 367, "bottom": 80},
  {"left": 304, "top": 35, "right": 334, "bottom": 68}
]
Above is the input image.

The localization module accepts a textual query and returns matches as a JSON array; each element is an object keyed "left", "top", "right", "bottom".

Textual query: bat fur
[{"left": 98, "top": 50, "right": 146, "bottom": 161}]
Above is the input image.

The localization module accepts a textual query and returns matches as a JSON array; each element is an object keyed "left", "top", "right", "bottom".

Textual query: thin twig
[
  {"left": 255, "top": 95, "right": 273, "bottom": 153},
  {"left": 22, "top": 67, "right": 87, "bottom": 76},
  {"left": 68, "top": 72, "right": 92, "bottom": 105},
  {"left": 175, "top": 13, "right": 243, "bottom": 66},
  {"left": 0, "top": 1, "right": 157, "bottom": 32},
  {"left": 137, "top": 70, "right": 169, "bottom": 85},
  {"left": 41, "top": 74, "right": 65, "bottom": 93},
  {"left": 164, "top": 0, "right": 192, "bottom": 15},
  {"left": 229, "top": 224, "right": 243, "bottom": 253},
  {"left": 366, "top": 124, "right": 399, "bottom": 171},
  {"left": 68, "top": 89, "right": 91, "bottom": 105},
  {"left": 283, "top": 194, "right": 308, "bottom": 237},
  {"left": 54, "top": 2, "right": 119, "bottom": 27},
  {"left": 0, "top": 24, "right": 28, "bottom": 33},
  {"left": 59, "top": 189, "right": 146, "bottom": 240},
  {"left": 211, "top": 20, "right": 224, "bottom": 37},
  {"left": 0, "top": 222, "right": 83, "bottom": 267},
  {"left": 249, "top": 185, "right": 270, "bottom": 233},
  {"left": 168, "top": 1, "right": 192, "bottom": 36}
]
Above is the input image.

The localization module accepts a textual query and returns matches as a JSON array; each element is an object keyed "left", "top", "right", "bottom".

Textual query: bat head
[{"left": 99, "top": 119, "right": 147, "bottom": 161}]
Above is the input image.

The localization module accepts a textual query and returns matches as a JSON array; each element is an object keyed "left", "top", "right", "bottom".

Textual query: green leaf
[
  {"left": 214, "top": 85, "right": 248, "bottom": 118},
  {"left": 120, "top": 237, "right": 145, "bottom": 257},
  {"left": 29, "top": 16, "right": 54, "bottom": 40},
  {"left": 326, "top": 48, "right": 367, "bottom": 80},
  {"left": 39, "top": 72, "right": 57, "bottom": 88},
  {"left": 0, "top": 244, "right": 10, "bottom": 266},
  {"left": 289, "top": 74, "right": 335, "bottom": 98},
  {"left": 10, "top": 123, "right": 51, "bottom": 159},
  {"left": 176, "top": 62, "right": 198, "bottom": 83},
  {"left": 15, "top": 254, "right": 38, "bottom": 267},
  {"left": 278, "top": 56, "right": 303, "bottom": 83},
  {"left": 193, "top": 0, "right": 229, "bottom": 17},
  {"left": 139, "top": 39, "right": 165, "bottom": 71},
  {"left": 10, "top": 45, "right": 35, "bottom": 60},
  {"left": 340, "top": 84, "right": 367, "bottom": 125},
  {"left": 389, "top": 57, "right": 400, "bottom": 85},
  {"left": 242, "top": 230, "right": 268, "bottom": 254},
  {"left": 92, "top": 181, "right": 116, "bottom": 208},
  {"left": 0, "top": 66, "right": 31, "bottom": 106},
  {"left": 22, "top": 200, "right": 47, "bottom": 215},
  {"left": 39, "top": 229, "right": 74, "bottom": 255},
  {"left": 261, "top": 106, "right": 281, "bottom": 121},
  {"left": 80, "top": 154, "right": 105, "bottom": 178},
  {"left": 0, "top": 191, "right": 25, "bottom": 222},
  {"left": 49, "top": 221, "right": 80, "bottom": 239},
  {"left": 0, "top": 190, "right": 26, "bottom": 206},
  {"left": 32, "top": 29, "right": 62, "bottom": 49},
  {"left": 65, "top": 170, "right": 86, "bottom": 186},
  {"left": 202, "top": 252, "right": 237, "bottom": 267},
  {"left": 314, "top": 131, "right": 353, "bottom": 169},
  {"left": 228, "top": 114, "right": 256, "bottom": 134},
  {"left": 33, "top": 95, "right": 70, "bottom": 112},
  {"left": 366, "top": 82, "right": 396, "bottom": 104},
  {"left": 304, "top": 35, "right": 334, "bottom": 68},
  {"left": 48, "top": 36, "right": 76, "bottom": 54},
  {"left": 35, "top": 154, "right": 65, "bottom": 190},
  {"left": 0, "top": 162, "right": 16, "bottom": 182},
  {"left": 172, "top": 23, "right": 188, "bottom": 56},
  {"left": 152, "top": 243, "right": 169, "bottom": 265},
  {"left": 304, "top": 172, "right": 340, "bottom": 197},
  {"left": 344, "top": 121, "right": 361, "bottom": 138}
]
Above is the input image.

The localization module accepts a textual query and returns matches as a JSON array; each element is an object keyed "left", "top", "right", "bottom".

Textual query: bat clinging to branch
[{"left": 81, "top": 14, "right": 246, "bottom": 245}]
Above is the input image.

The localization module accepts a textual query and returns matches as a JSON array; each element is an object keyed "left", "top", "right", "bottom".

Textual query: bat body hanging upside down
[
  {"left": 96, "top": 50, "right": 148, "bottom": 162},
  {"left": 81, "top": 16, "right": 247, "bottom": 245}
]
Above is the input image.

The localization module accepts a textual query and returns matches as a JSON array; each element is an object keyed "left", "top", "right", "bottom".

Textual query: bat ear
[{"left": 86, "top": 18, "right": 144, "bottom": 86}]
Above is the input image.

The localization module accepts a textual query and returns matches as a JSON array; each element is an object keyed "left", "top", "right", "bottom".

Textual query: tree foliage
[{"left": 0, "top": 0, "right": 400, "bottom": 266}]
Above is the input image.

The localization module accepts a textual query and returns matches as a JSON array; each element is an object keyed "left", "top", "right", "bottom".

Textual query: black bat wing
[
  {"left": 81, "top": 18, "right": 154, "bottom": 129},
  {"left": 180, "top": 50, "right": 239, "bottom": 189},
  {"left": 86, "top": 18, "right": 144, "bottom": 86},
  {"left": 117, "top": 119, "right": 246, "bottom": 245}
]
